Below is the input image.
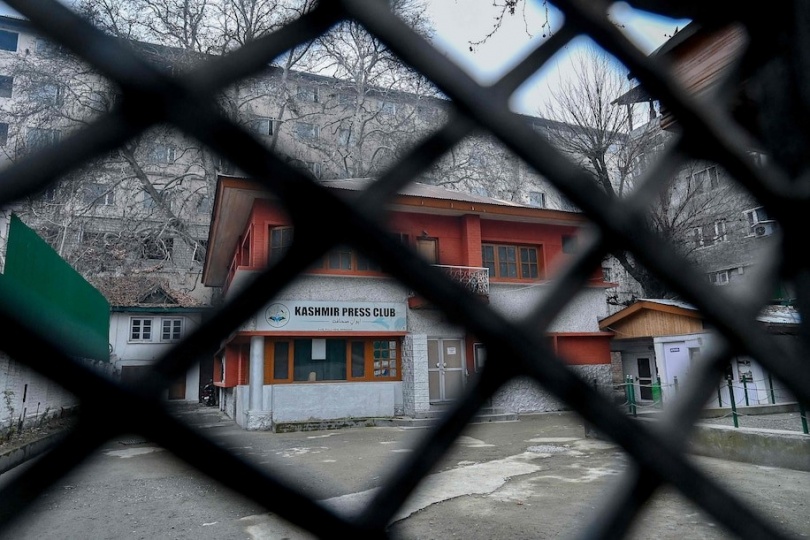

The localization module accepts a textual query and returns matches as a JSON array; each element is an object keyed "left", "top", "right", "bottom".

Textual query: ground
[
  {"left": 0, "top": 409, "right": 807, "bottom": 539},
  {"left": 0, "top": 414, "right": 76, "bottom": 454}
]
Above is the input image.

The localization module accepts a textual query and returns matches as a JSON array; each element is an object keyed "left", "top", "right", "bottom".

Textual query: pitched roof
[{"left": 90, "top": 276, "right": 205, "bottom": 308}]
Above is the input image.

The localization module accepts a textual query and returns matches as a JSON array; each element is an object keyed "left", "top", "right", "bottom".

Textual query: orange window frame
[
  {"left": 262, "top": 338, "right": 401, "bottom": 383},
  {"left": 482, "top": 243, "right": 542, "bottom": 281}
]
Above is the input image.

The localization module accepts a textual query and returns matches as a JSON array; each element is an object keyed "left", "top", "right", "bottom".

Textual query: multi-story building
[
  {"left": 0, "top": 13, "right": 580, "bottom": 309},
  {"left": 201, "top": 175, "right": 612, "bottom": 429}
]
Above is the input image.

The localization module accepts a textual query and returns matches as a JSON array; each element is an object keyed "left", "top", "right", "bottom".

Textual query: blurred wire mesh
[{"left": 0, "top": 0, "right": 807, "bottom": 538}]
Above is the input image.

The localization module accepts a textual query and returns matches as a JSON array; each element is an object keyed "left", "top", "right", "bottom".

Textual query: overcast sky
[{"left": 0, "top": 1, "right": 687, "bottom": 113}]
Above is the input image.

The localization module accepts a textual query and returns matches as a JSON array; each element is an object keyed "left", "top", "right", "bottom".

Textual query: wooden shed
[{"left": 598, "top": 299, "right": 705, "bottom": 339}]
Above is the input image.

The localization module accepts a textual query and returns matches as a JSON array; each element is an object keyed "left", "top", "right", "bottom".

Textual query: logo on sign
[{"left": 265, "top": 303, "right": 290, "bottom": 328}]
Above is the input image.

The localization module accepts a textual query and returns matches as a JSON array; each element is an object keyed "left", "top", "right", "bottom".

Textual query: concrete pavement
[{"left": 0, "top": 409, "right": 807, "bottom": 539}]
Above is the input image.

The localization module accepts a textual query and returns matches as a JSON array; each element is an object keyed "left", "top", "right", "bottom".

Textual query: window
[
  {"left": 193, "top": 240, "right": 207, "bottom": 263},
  {"left": 31, "top": 82, "right": 62, "bottom": 105},
  {"left": 161, "top": 318, "right": 183, "bottom": 341},
  {"left": 0, "top": 122, "right": 8, "bottom": 147},
  {"left": 0, "top": 75, "right": 12, "bottom": 98},
  {"left": 482, "top": 244, "right": 539, "bottom": 280},
  {"left": 130, "top": 318, "right": 153, "bottom": 341},
  {"left": 142, "top": 190, "right": 161, "bottom": 210},
  {"left": 83, "top": 183, "right": 114, "bottom": 206},
  {"left": 314, "top": 245, "right": 382, "bottom": 272},
  {"left": 251, "top": 117, "right": 275, "bottom": 136},
  {"left": 266, "top": 338, "right": 400, "bottom": 383},
  {"left": 529, "top": 191, "right": 546, "bottom": 208},
  {"left": 148, "top": 144, "right": 176, "bottom": 164},
  {"left": 142, "top": 236, "right": 173, "bottom": 260},
  {"left": 373, "top": 340, "right": 397, "bottom": 377},
  {"left": 196, "top": 195, "right": 211, "bottom": 214},
  {"left": 744, "top": 206, "right": 769, "bottom": 227},
  {"left": 26, "top": 128, "right": 60, "bottom": 152},
  {"left": 562, "top": 235, "right": 577, "bottom": 254},
  {"left": 691, "top": 166, "right": 720, "bottom": 193},
  {"left": 294, "top": 122, "right": 319, "bottom": 140},
  {"left": 602, "top": 266, "right": 613, "bottom": 283},
  {"left": 692, "top": 227, "right": 705, "bottom": 249},
  {"left": 297, "top": 85, "right": 319, "bottom": 102},
  {"left": 338, "top": 127, "right": 352, "bottom": 146},
  {"left": 0, "top": 30, "right": 18, "bottom": 52},
  {"left": 130, "top": 317, "right": 185, "bottom": 342},
  {"left": 268, "top": 226, "right": 294, "bottom": 266},
  {"left": 379, "top": 100, "right": 396, "bottom": 115},
  {"left": 714, "top": 220, "right": 727, "bottom": 243},
  {"left": 709, "top": 270, "right": 730, "bottom": 285}
]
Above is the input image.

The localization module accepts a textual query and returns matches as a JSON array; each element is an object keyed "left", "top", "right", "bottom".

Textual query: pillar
[{"left": 246, "top": 335, "right": 272, "bottom": 430}]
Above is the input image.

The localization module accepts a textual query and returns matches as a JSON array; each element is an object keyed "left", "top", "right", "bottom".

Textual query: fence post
[
  {"left": 628, "top": 377, "right": 637, "bottom": 417},
  {"left": 727, "top": 378, "right": 739, "bottom": 428},
  {"left": 625, "top": 376, "right": 632, "bottom": 414},
  {"left": 652, "top": 376, "right": 662, "bottom": 409},
  {"left": 800, "top": 402, "right": 809, "bottom": 435},
  {"left": 742, "top": 378, "right": 749, "bottom": 407},
  {"left": 768, "top": 372, "right": 776, "bottom": 404}
]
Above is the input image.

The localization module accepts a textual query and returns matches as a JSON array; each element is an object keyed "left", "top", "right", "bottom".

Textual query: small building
[
  {"left": 599, "top": 299, "right": 796, "bottom": 407},
  {"left": 93, "top": 276, "right": 210, "bottom": 402},
  {"left": 202, "top": 176, "right": 613, "bottom": 430}
]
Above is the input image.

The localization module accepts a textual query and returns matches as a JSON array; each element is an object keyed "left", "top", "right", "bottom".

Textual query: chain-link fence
[{"left": 0, "top": 0, "right": 808, "bottom": 538}]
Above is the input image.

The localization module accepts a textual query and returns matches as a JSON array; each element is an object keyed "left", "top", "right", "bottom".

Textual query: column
[{"left": 245, "top": 335, "right": 272, "bottom": 430}]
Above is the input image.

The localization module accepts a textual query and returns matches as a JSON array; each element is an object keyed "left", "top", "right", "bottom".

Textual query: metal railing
[
  {"left": 433, "top": 264, "right": 489, "bottom": 296},
  {"left": 0, "top": 1, "right": 808, "bottom": 539}
]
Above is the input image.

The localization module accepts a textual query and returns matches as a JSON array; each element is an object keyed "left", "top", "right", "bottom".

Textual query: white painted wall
[
  {"left": 109, "top": 311, "right": 203, "bottom": 401},
  {"left": 0, "top": 352, "right": 112, "bottom": 433}
]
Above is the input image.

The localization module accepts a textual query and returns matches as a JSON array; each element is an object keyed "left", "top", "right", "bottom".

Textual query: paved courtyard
[{"left": 1, "top": 410, "right": 808, "bottom": 539}]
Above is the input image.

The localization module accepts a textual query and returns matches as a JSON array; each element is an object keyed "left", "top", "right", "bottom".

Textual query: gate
[{"left": 0, "top": 1, "right": 808, "bottom": 538}]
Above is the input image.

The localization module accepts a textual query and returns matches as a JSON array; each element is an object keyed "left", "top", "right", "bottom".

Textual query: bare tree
[{"left": 540, "top": 48, "right": 738, "bottom": 301}]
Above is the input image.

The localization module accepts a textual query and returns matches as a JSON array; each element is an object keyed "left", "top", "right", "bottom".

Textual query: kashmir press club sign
[{"left": 258, "top": 301, "right": 407, "bottom": 332}]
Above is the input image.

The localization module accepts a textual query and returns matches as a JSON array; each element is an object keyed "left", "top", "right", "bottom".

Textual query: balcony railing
[{"left": 434, "top": 264, "right": 490, "bottom": 296}]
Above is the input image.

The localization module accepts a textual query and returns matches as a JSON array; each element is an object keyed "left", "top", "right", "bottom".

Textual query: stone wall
[{"left": 491, "top": 364, "right": 612, "bottom": 413}]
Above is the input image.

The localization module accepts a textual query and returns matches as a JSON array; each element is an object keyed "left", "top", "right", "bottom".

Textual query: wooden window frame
[
  {"left": 482, "top": 243, "right": 541, "bottom": 281},
  {"left": 262, "top": 338, "right": 401, "bottom": 383}
]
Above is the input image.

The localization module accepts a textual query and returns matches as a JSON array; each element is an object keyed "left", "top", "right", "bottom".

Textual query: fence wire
[{"left": 0, "top": 0, "right": 808, "bottom": 538}]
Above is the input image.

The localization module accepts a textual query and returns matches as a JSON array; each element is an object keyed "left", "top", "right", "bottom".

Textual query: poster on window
[{"left": 258, "top": 301, "right": 407, "bottom": 332}]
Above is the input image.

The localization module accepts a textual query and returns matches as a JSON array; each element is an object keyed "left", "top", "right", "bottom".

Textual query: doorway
[
  {"left": 636, "top": 357, "right": 653, "bottom": 401},
  {"left": 428, "top": 338, "right": 465, "bottom": 402}
]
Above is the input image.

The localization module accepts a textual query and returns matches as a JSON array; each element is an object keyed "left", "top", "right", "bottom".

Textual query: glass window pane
[
  {"left": 351, "top": 342, "right": 365, "bottom": 378},
  {"left": 274, "top": 342, "right": 289, "bottom": 380}
]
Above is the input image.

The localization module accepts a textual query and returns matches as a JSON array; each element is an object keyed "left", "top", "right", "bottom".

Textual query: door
[
  {"left": 428, "top": 339, "right": 465, "bottom": 402},
  {"left": 636, "top": 357, "right": 653, "bottom": 401},
  {"left": 416, "top": 238, "right": 438, "bottom": 264}
]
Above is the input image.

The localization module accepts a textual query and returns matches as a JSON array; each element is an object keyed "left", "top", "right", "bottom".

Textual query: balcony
[{"left": 408, "top": 264, "right": 489, "bottom": 309}]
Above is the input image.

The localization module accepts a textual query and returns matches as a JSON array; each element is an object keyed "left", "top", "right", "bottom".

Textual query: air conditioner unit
[{"left": 753, "top": 220, "right": 777, "bottom": 237}]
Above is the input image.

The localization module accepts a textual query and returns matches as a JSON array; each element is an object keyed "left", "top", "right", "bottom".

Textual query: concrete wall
[
  {"left": 227, "top": 382, "right": 402, "bottom": 426},
  {"left": 492, "top": 365, "right": 612, "bottom": 413},
  {"left": 488, "top": 285, "right": 607, "bottom": 332},
  {"left": 0, "top": 352, "right": 95, "bottom": 433}
]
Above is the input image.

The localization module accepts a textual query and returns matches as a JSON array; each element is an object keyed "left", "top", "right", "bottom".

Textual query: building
[
  {"left": 608, "top": 22, "right": 781, "bottom": 308},
  {"left": 201, "top": 176, "right": 613, "bottom": 429},
  {"left": 92, "top": 276, "right": 210, "bottom": 402},
  {"left": 0, "top": 14, "right": 580, "bottom": 313},
  {"left": 599, "top": 299, "right": 796, "bottom": 407}
]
